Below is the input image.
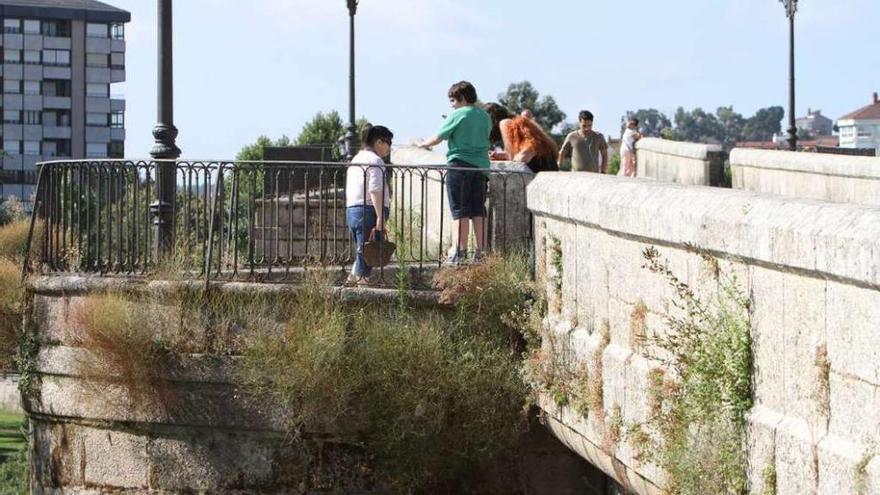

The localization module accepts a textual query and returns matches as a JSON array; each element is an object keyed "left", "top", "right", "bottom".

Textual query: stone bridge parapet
[{"left": 527, "top": 172, "right": 880, "bottom": 494}]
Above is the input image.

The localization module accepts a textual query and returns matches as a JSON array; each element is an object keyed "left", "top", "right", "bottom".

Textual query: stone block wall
[
  {"left": 730, "top": 148, "right": 880, "bottom": 205},
  {"left": 24, "top": 277, "right": 379, "bottom": 494},
  {"left": 527, "top": 173, "right": 880, "bottom": 494},
  {"left": 635, "top": 137, "right": 726, "bottom": 186}
]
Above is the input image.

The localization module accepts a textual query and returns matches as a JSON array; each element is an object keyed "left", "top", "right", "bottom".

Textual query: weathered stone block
[
  {"left": 775, "top": 417, "right": 819, "bottom": 495},
  {"left": 826, "top": 280, "right": 880, "bottom": 386},
  {"left": 816, "top": 434, "right": 872, "bottom": 495},
  {"left": 827, "top": 372, "right": 880, "bottom": 443},
  {"left": 747, "top": 406, "right": 783, "bottom": 495},
  {"left": 83, "top": 428, "right": 149, "bottom": 487}
]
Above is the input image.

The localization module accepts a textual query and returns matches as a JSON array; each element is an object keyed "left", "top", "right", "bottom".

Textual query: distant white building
[{"left": 837, "top": 92, "right": 880, "bottom": 152}]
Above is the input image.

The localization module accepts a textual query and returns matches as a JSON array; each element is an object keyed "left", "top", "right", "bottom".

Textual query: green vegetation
[
  {"left": 0, "top": 412, "right": 27, "bottom": 494},
  {"left": 68, "top": 253, "right": 537, "bottom": 493},
  {"left": 639, "top": 245, "right": 753, "bottom": 495}
]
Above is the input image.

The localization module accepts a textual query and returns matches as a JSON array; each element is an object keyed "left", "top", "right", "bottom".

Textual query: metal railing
[{"left": 24, "top": 159, "right": 534, "bottom": 285}]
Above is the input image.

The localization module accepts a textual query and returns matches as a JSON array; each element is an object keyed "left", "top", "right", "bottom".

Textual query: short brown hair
[{"left": 448, "top": 81, "right": 478, "bottom": 104}]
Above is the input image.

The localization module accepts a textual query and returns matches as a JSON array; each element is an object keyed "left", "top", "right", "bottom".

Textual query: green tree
[
  {"left": 296, "top": 110, "right": 370, "bottom": 151},
  {"left": 742, "top": 106, "right": 784, "bottom": 142},
  {"left": 673, "top": 107, "right": 725, "bottom": 144},
  {"left": 715, "top": 106, "right": 746, "bottom": 147},
  {"left": 622, "top": 109, "right": 673, "bottom": 137},
  {"left": 498, "top": 81, "right": 566, "bottom": 132},
  {"left": 235, "top": 135, "right": 292, "bottom": 161}
]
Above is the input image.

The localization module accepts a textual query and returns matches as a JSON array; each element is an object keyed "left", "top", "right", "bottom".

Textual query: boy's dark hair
[
  {"left": 362, "top": 124, "right": 394, "bottom": 147},
  {"left": 578, "top": 110, "right": 594, "bottom": 122},
  {"left": 448, "top": 81, "right": 478, "bottom": 104},
  {"left": 629, "top": 117, "right": 640, "bottom": 126}
]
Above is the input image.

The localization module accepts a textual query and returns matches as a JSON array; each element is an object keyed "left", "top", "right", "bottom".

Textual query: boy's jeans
[{"left": 346, "top": 205, "right": 390, "bottom": 277}]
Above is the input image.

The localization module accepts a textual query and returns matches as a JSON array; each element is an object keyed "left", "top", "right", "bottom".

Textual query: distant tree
[
  {"left": 236, "top": 135, "right": 292, "bottom": 161},
  {"left": 715, "top": 106, "right": 746, "bottom": 146},
  {"left": 498, "top": 81, "right": 566, "bottom": 132},
  {"left": 622, "top": 109, "right": 673, "bottom": 137},
  {"left": 741, "top": 106, "right": 784, "bottom": 142},
  {"left": 673, "top": 107, "right": 725, "bottom": 144}
]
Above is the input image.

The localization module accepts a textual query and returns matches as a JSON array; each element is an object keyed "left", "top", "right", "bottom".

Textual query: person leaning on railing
[
  {"left": 484, "top": 102, "right": 559, "bottom": 173},
  {"left": 346, "top": 125, "right": 394, "bottom": 284},
  {"left": 418, "top": 81, "right": 493, "bottom": 264}
]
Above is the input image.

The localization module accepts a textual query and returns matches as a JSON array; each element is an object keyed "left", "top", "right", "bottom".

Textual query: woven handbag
[{"left": 362, "top": 228, "right": 396, "bottom": 268}]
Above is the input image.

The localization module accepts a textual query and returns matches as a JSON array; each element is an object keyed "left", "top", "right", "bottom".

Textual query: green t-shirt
[{"left": 436, "top": 106, "right": 491, "bottom": 169}]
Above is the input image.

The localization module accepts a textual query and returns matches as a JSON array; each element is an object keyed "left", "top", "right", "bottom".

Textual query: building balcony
[
  {"left": 43, "top": 36, "right": 71, "bottom": 50},
  {"left": 110, "top": 69, "right": 125, "bottom": 83},
  {"left": 110, "top": 128, "right": 125, "bottom": 141},
  {"left": 85, "top": 126, "right": 111, "bottom": 142},
  {"left": 110, "top": 99, "right": 126, "bottom": 112},
  {"left": 86, "top": 67, "right": 111, "bottom": 84},
  {"left": 43, "top": 126, "right": 71, "bottom": 139},
  {"left": 85, "top": 97, "right": 110, "bottom": 113},
  {"left": 43, "top": 66, "right": 71, "bottom": 80},
  {"left": 43, "top": 96, "right": 71, "bottom": 109}
]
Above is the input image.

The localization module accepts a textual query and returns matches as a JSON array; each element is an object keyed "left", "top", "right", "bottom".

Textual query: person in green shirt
[{"left": 419, "top": 81, "right": 492, "bottom": 263}]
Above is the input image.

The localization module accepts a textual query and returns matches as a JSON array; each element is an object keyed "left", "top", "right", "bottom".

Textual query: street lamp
[
  {"left": 780, "top": 0, "right": 798, "bottom": 151},
  {"left": 344, "top": 0, "right": 359, "bottom": 160},
  {"left": 150, "top": 0, "right": 181, "bottom": 259}
]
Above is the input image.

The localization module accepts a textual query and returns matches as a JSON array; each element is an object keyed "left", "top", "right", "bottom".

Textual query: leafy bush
[
  {"left": 0, "top": 222, "right": 29, "bottom": 264},
  {"left": 640, "top": 245, "right": 753, "bottom": 495}
]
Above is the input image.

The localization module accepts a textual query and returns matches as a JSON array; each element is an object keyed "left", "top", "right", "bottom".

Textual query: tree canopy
[
  {"left": 622, "top": 105, "right": 784, "bottom": 147},
  {"left": 497, "top": 81, "right": 566, "bottom": 132},
  {"left": 235, "top": 111, "right": 370, "bottom": 161}
]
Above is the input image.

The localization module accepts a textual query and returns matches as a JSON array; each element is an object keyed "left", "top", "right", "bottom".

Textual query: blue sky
[{"left": 111, "top": 0, "right": 880, "bottom": 159}]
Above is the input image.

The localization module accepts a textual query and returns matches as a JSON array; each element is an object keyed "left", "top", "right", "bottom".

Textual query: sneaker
[
  {"left": 444, "top": 249, "right": 468, "bottom": 266},
  {"left": 345, "top": 273, "right": 361, "bottom": 286},
  {"left": 472, "top": 250, "right": 487, "bottom": 263}
]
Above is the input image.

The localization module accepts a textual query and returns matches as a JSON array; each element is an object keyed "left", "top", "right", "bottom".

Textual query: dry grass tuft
[
  {"left": 0, "top": 220, "right": 32, "bottom": 262},
  {"left": 70, "top": 293, "right": 178, "bottom": 411}
]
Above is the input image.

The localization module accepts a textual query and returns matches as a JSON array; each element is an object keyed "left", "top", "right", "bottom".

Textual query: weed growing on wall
[
  {"left": 640, "top": 245, "right": 753, "bottom": 495},
  {"left": 70, "top": 293, "right": 179, "bottom": 411}
]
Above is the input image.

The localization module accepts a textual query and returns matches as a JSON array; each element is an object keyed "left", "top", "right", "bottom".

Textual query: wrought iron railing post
[{"left": 150, "top": 0, "right": 181, "bottom": 260}]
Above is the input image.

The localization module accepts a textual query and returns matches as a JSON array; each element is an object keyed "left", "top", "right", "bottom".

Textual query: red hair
[{"left": 504, "top": 117, "right": 558, "bottom": 159}]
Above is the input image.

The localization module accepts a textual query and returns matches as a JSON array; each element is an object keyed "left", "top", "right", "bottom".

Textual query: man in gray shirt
[{"left": 558, "top": 110, "right": 608, "bottom": 173}]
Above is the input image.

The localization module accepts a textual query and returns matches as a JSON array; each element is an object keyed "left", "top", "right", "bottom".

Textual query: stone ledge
[
  {"left": 731, "top": 148, "right": 880, "bottom": 179},
  {"left": 527, "top": 173, "right": 880, "bottom": 288},
  {"left": 636, "top": 137, "right": 723, "bottom": 160}
]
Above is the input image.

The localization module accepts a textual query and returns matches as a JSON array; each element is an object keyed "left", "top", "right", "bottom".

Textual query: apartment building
[{"left": 0, "top": 0, "right": 129, "bottom": 209}]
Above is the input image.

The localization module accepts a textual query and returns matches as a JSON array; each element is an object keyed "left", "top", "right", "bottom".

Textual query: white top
[
  {"left": 346, "top": 149, "right": 392, "bottom": 208},
  {"left": 621, "top": 128, "right": 638, "bottom": 154}
]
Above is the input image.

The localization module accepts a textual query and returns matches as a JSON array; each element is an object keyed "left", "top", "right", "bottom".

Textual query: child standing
[
  {"left": 619, "top": 117, "right": 642, "bottom": 177},
  {"left": 419, "top": 81, "right": 492, "bottom": 263}
]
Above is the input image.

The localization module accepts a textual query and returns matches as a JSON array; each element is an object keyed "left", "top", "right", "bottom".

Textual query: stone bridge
[{"left": 20, "top": 143, "right": 880, "bottom": 494}]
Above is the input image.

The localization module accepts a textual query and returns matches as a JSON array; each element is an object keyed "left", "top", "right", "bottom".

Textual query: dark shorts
[{"left": 446, "top": 160, "right": 488, "bottom": 220}]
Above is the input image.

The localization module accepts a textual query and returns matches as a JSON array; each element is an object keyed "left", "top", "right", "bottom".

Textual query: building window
[
  {"left": 86, "top": 23, "right": 108, "bottom": 38},
  {"left": 3, "top": 140, "right": 20, "bottom": 154},
  {"left": 23, "top": 50, "right": 40, "bottom": 65},
  {"left": 3, "top": 110, "right": 21, "bottom": 124},
  {"left": 110, "top": 52, "right": 125, "bottom": 70},
  {"left": 42, "top": 80, "right": 71, "bottom": 98},
  {"left": 3, "top": 80, "right": 21, "bottom": 94},
  {"left": 110, "top": 111, "right": 125, "bottom": 128},
  {"left": 3, "top": 19, "right": 21, "bottom": 34},
  {"left": 23, "top": 81, "right": 40, "bottom": 95},
  {"left": 23, "top": 20, "right": 40, "bottom": 34},
  {"left": 42, "top": 141, "right": 57, "bottom": 157},
  {"left": 43, "top": 49, "right": 71, "bottom": 67},
  {"left": 23, "top": 111, "right": 41, "bottom": 125},
  {"left": 86, "top": 113, "right": 108, "bottom": 127},
  {"left": 44, "top": 139, "right": 70, "bottom": 157},
  {"left": 109, "top": 141, "right": 124, "bottom": 158},
  {"left": 858, "top": 127, "right": 873, "bottom": 137},
  {"left": 86, "top": 83, "right": 109, "bottom": 97},
  {"left": 86, "top": 143, "right": 107, "bottom": 158},
  {"left": 23, "top": 141, "right": 40, "bottom": 156},
  {"left": 111, "top": 23, "right": 125, "bottom": 40},
  {"left": 4, "top": 49, "right": 21, "bottom": 64},
  {"left": 42, "top": 20, "right": 71, "bottom": 37},
  {"left": 86, "top": 53, "right": 108, "bottom": 68}
]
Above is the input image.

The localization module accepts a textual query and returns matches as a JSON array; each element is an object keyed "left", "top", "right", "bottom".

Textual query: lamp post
[
  {"left": 781, "top": 0, "right": 798, "bottom": 151},
  {"left": 150, "top": 0, "right": 181, "bottom": 259},
  {"left": 344, "top": 0, "right": 359, "bottom": 160}
]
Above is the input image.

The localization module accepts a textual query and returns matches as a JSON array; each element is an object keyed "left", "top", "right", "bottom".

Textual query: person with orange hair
[{"left": 484, "top": 102, "right": 559, "bottom": 173}]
